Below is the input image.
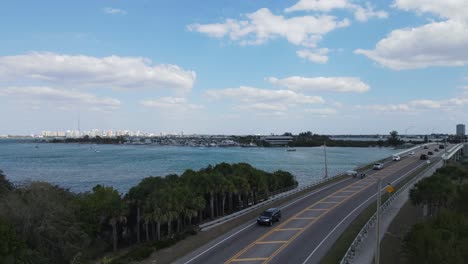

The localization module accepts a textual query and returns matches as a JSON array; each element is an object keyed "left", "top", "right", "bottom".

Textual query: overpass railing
[{"left": 442, "top": 143, "right": 464, "bottom": 160}]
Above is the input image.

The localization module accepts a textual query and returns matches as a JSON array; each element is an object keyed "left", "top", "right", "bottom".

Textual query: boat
[{"left": 286, "top": 147, "right": 296, "bottom": 152}]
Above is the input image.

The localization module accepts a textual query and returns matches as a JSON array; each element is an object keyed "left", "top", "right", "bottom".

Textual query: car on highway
[
  {"left": 392, "top": 155, "right": 401, "bottom": 161},
  {"left": 428, "top": 151, "right": 434, "bottom": 155},
  {"left": 257, "top": 208, "right": 281, "bottom": 226},
  {"left": 373, "top": 163, "right": 384, "bottom": 170},
  {"left": 423, "top": 145, "right": 429, "bottom": 149},
  {"left": 347, "top": 170, "right": 366, "bottom": 179},
  {"left": 434, "top": 148, "right": 439, "bottom": 152},
  {"left": 408, "top": 151, "right": 415, "bottom": 155},
  {"left": 439, "top": 144, "right": 445, "bottom": 149},
  {"left": 420, "top": 154, "right": 428, "bottom": 160}
]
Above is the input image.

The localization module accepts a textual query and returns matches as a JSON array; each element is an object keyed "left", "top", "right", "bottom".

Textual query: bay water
[{"left": 0, "top": 140, "right": 397, "bottom": 193}]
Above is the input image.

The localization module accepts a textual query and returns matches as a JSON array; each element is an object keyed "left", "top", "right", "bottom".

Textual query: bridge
[{"left": 174, "top": 143, "right": 464, "bottom": 264}]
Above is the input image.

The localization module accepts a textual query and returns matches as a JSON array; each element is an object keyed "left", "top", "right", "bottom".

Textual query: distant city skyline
[{"left": 1, "top": 1, "right": 468, "bottom": 135}]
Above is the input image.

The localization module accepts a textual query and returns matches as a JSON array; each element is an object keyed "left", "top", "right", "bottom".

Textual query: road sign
[{"left": 386, "top": 185, "right": 394, "bottom": 193}]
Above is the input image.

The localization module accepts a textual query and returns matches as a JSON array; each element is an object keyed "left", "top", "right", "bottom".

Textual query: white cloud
[
  {"left": 285, "top": 0, "right": 388, "bottom": 22},
  {"left": 355, "top": 20, "right": 468, "bottom": 70},
  {"left": 0, "top": 86, "right": 120, "bottom": 111},
  {"left": 409, "top": 99, "right": 442, "bottom": 109},
  {"left": 393, "top": 0, "right": 468, "bottom": 21},
  {"left": 188, "top": 8, "right": 350, "bottom": 48},
  {"left": 305, "top": 107, "right": 338, "bottom": 115},
  {"left": 104, "top": 7, "right": 127, "bottom": 15},
  {"left": 353, "top": 3, "right": 389, "bottom": 22},
  {"left": 356, "top": 104, "right": 411, "bottom": 112},
  {"left": 357, "top": 96, "right": 468, "bottom": 113},
  {"left": 237, "top": 103, "right": 288, "bottom": 112},
  {"left": 140, "top": 97, "right": 203, "bottom": 110},
  {"left": 0, "top": 52, "right": 196, "bottom": 94},
  {"left": 296, "top": 48, "right": 329, "bottom": 63},
  {"left": 285, "top": 0, "right": 350, "bottom": 13},
  {"left": 267, "top": 76, "right": 370, "bottom": 93},
  {"left": 205, "top": 86, "right": 324, "bottom": 112}
]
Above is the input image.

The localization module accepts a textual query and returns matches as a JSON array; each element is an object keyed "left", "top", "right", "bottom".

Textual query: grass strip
[{"left": 321, "top": 163, "right": 430, "bottom": 264}]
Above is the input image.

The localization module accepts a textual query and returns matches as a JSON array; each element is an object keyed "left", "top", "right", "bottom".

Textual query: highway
[{"left": 175, "top": 145, "right": 447, "bottom": 264}]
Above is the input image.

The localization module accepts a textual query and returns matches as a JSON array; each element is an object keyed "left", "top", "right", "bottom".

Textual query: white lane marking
[
  {"left": 182, "top": 178, "right": 352, "bottom": 264},
  {"left": 302, "top": 161, "right": 427, "bottom": 264}
]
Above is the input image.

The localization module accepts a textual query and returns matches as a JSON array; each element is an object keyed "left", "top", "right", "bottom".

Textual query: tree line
[
  {"left": 0, "top": 163, "right": 297, "bottom": 263},
  {"left": 406, "top": 164, "right": 468, "bottom": 263}
]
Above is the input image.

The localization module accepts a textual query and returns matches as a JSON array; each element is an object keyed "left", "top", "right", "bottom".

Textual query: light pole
[
  {"left": 375, "top": 178, "right": 382, "bottom": 264},
  {"left": 323, "top": 141, "right": 328, "bottom": 178},
  {"left": 444, "top": 137, "right": 448, "bottom": 165}
]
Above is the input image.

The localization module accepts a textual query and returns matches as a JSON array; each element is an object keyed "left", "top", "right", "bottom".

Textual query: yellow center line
[
  {"left": 293, "top": 217, "right": 317, "bottom": 220},
  {"left": 330, "top": 195, "right": 348, "bottom": 198},
  {"left": 256, "top": 241, "right": 288, "bottom": 244},
  {"left": 275, "top": 228, "right": 304, "bottom": 231},
  {"left": 231, "top": 258, "right": 268, "bottom": 262},
  {"left": 317, "top": 201, "right": 340, "bottom": 204},
  {"left": 224, "top": 157, "right": 415, "bottom": 264}
]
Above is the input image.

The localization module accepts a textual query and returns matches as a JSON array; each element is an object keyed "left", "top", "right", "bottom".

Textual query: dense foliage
[
  {"left": 288, "top": 131, "right": 386, "bottom": 147},
  {"left": 0, "top": 163, "right": 297, "bottom": 263},
  {"left": 406, "top": 165, "right": 468, "bottom": 263}
]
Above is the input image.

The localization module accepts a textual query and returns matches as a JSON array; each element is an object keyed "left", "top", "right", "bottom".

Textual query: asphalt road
[{"left": 175, "top": 144, "right": 447, "bottom": 264}]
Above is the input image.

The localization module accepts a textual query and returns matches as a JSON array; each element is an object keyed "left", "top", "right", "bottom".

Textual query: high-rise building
[{"left": 456, "top": 124, "right": 465, "bottom": 137}]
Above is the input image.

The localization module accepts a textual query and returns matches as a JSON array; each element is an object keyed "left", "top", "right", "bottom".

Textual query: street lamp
[
  {"left": 375, "top": 180, "right": 394, "bottom": 264},
  {"left": 323, "top": 141, "right": 328, "bottom": 178}
]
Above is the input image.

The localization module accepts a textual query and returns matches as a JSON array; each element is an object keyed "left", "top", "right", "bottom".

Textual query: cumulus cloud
[
  {"left": 285, "top": 0, "right": 388, "bottom": 22},
  {"left": 104, "top": 7, "right": 127, "bottom": 15},
  {"left": 356, "top": 104, "right": 411, "bottom": 112},
  {"left": 393, "top": 0, "right": 468, "bottom": 21},
  {"left": 296, "top": 48, "right": 329, "bottom": 63},
  {"left": 355, "top": 20, "right": 468, "bottom": 70},
  {"left": 0, "top": 52, "right": 196, "bottom": 94},
  {"left": 409, "top": 99, "right": 442, "bottom": 109},
  {"left": 140, "top": 97, "right": 203, "bottom": 111},
  {"left": 188, "top": 8, "right": 350, "bottom": 48},
  {"left": 0, "top": 86, "right": 120, "bottom": 111},
  {"left": 205, "top": 86, "right": 324, "bottom": 112},
  {"left": 305, "top": 107, "right": 338, "bottom": 115},
  {"left": 357, "top": 96, "right": 468, "bottom": 113},
  {"left": 267, "top": 76, "right": 370, "bottom": 93}
]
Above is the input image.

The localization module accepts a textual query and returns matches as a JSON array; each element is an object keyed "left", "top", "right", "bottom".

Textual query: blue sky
[{"left": 1, "top": 0, "right": 468, "bottom": 135}]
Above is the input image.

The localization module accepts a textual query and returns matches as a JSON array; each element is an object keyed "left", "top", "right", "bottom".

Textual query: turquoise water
[{"left": 0, "top": 140, "right": 397, "bottom": 193}]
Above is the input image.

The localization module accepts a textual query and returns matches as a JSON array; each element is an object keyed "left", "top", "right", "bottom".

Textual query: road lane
[{"left": 177, "top": 145, "right": 444, "bottom": 264}]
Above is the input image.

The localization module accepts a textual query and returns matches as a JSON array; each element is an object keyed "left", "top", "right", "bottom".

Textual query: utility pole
[
  {"left": 324, "top": 141, "right": 328, "bottom": 178},
  {"left": 444, "top": 138, "right": 448, "bottom": 165},
  {"left": 375, "top": 178, "right": 382, "bottom": 264}
]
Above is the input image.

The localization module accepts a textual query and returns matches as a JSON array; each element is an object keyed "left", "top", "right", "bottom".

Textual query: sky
[{"left": 1, "top": 0, "right": 468, "bottom": 135}]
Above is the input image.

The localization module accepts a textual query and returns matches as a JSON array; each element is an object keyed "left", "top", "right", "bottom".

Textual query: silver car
[{"left": 373, "top": 163, "right": 384, "bottom": 170}]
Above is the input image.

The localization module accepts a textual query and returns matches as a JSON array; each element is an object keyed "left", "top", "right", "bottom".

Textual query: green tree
[
  {"left": 85, "top": 185, "right": 124, "bottom": 252},
  {"left": 387, "top": 130, "right": 402, "bottom": 146},
  {"left": 410, "top": 174, "right": 455, "bottom": 216},
  {"left": 0, "top": 170, "right": 13, "bottom": 196},
  {"left": 0, "top": 217, "right": 30, "bottom": 264}
]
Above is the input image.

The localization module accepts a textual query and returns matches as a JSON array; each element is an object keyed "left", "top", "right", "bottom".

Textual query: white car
[
  {"left": 392, "top": 155, "right": 401, "bottom": 161},
  {"left": 408, "top": 151, "right": 415, "bottom": 155},
  {"left": 373, "top": 163, "right": 384, "bottom": 170}
]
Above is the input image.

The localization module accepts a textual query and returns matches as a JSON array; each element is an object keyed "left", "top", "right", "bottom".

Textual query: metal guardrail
[
  {"left": 442, "top": 143, "right": 464, "bottom": 160},
  {"left": 199, "top": 172, "right": 348, "bottom": 231},
  {"left": 340, "top": 159, "right": 443, "bottom": 264},
  {"left": 198, "top": 146, "right": 422, "bottom": 232}
]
